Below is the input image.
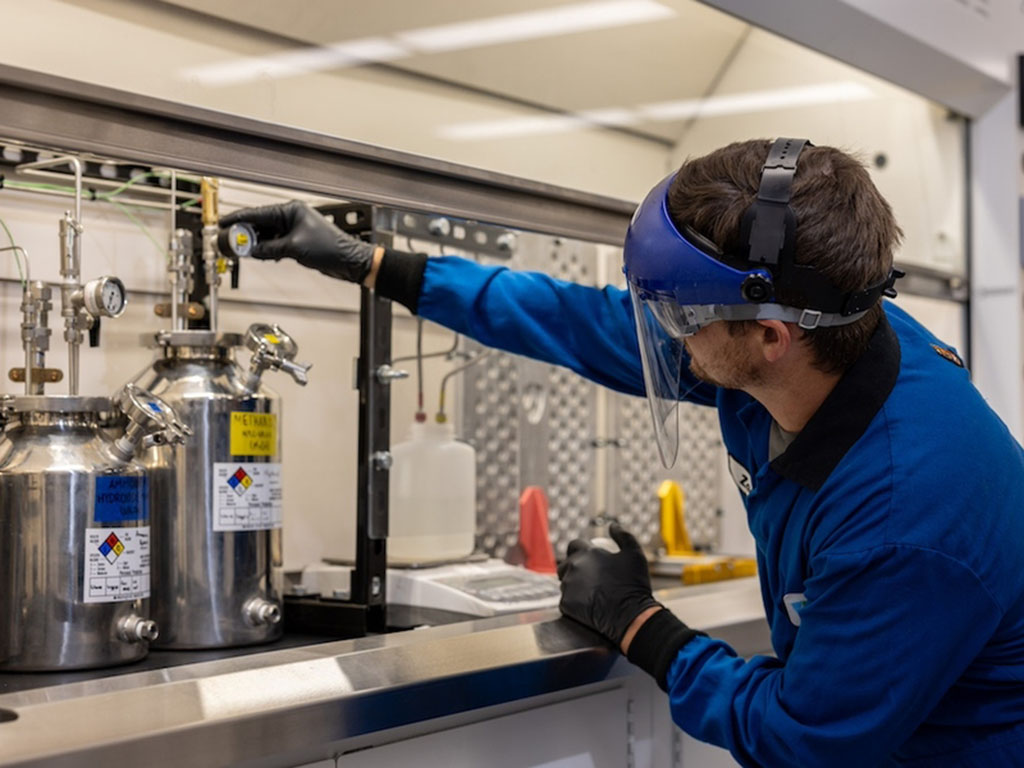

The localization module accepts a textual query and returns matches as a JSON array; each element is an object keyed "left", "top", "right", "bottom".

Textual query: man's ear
[{"left": 754, "top": 319, "right": 792, "bottom": 363}]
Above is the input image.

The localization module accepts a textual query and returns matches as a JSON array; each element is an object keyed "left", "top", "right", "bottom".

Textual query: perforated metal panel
[
  {"left": 397, "top": 211, "right": 724, "bottom": 561},
  {"left": 609, "top": 396, "right": 722, "bottom": 550},
  {"left": 464, "top": 351, "right": 521, "bottom": 557}
]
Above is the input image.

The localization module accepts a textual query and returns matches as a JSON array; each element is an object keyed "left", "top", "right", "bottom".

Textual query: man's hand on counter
[
  {"left": 557, "top": 523, "right": 706, "bottom": 690},
  {"left": 556, "top": 523, "right": 662, "bottom": 646}
]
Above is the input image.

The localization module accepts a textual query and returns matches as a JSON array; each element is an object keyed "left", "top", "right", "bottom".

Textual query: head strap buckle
[{"left": 798, "top": 308, "right": 823, "bottom": 330}]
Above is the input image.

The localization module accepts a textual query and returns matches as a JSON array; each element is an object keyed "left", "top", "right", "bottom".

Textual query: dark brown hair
[{"left": 667, "top": 139, "right": 903, "bottom": 373}]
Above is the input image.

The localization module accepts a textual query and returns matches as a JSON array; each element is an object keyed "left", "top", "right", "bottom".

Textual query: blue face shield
[{"left": 622, "top": 141, "right": 902, "bottom": 468}]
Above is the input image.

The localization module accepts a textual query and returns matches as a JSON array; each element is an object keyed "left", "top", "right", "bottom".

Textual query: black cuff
[
  {"left": 374, "top": 249, "right": 428, "bottom": 313},
  {"left": 626, "top": 608, "right": 703, "bottom": 692}
]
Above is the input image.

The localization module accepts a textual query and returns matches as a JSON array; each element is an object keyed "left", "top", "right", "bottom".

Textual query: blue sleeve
[
  {"left": 664, "top": 545, "right": 1003, "bottom": 767},
  {"left": 417, "top": 255, "right": 717, "bottom": 404}
]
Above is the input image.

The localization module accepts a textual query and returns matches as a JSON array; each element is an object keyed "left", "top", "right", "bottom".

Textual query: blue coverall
[{"left": 402, "top": 254, "right": 1024, "bottom": 767}]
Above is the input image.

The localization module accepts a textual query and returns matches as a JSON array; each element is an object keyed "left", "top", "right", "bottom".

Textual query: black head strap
[
  {"left": 734, "top": 137, "right": 902, "bottom": 317},
  {"left": 739, "top": 138, "right": 808, "bottom": 268}
]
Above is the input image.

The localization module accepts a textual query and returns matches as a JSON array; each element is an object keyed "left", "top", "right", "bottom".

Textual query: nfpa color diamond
[
  {"left": 99, "top": 532, "right": 123, "bottom": 563},
  {"left": 227, "top": 467, "right": 253, "bottom": 496}
]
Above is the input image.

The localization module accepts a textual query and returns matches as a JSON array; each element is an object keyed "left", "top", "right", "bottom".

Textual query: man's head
[{"left": 667, "top": 139, "right": 903, "bottom": 375}]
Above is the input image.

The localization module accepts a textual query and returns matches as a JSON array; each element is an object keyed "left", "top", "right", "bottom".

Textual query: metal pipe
[
  {"left": 169, "top": 170, "right": 179, "bottom": 332},
  {"left": 14, "top": 167, "right": 199, "bottom": 197},
  {"left": 58, "top": 213, "right": 82, "bottom": 394},
  {"left": 4, "top": 246, "right": 37, "bottom": 396},
  {"left": 4, "top": 183, "right": 196, "bottom": 212},
  {"left": 26, "top": 156, "right": 86, "bottom": 395},
  {"left": 200, "top": 177, "right": 220, "bottom": 333},
  {"left": 17, "top": 156, "right": 82, "bottom": 222}
]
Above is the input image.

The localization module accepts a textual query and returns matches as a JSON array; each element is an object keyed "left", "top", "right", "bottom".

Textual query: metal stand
[
  {"left": 352, "top": 286, "right": 391, "bottom": 632},
  {"left": 282, "top": 203, "right": 391, "bottom": 637}
]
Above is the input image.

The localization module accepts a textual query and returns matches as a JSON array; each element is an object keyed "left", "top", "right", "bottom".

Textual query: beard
[{"left": 686, "top": 341, "right": 765, "bottom": 390}]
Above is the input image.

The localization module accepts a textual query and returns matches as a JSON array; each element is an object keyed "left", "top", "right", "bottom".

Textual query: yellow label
[
  {"left": 263, "top": 333, "right": 280, "bottom": 345},
  {"left": 235, "top": 232, "right": 249, "bottom": 246},
  {"left": 230, "top": 412, "right": 277, "bottom": 456}
]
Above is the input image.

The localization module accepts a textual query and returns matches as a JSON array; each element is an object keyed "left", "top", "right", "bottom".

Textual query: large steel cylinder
[
  {"left": 132, "top": 331, "right": 284, "bottom": 649},
  {"left": 0, "top": 396, "right": 158, "bottom": 671}
]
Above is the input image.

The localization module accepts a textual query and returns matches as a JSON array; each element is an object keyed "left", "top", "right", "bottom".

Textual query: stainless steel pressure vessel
[
  {"left": 131, "top": 327, "right": 308, "bottom": 649},
  {"left": 0, "top": 390, "right": 187, "bottom": 671}
]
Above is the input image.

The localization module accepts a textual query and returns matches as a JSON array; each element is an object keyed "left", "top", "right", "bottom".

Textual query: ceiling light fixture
[
  {"left": 437, "top": 82, "right": 877, "bottom": 140},
  {"left": 183, "top": 0, "right": 675, "bottom": 87}
]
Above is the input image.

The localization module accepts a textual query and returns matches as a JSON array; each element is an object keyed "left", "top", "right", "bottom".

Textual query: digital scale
[
  {"left": 386, "top": 559, "right": 561, "bottom": 617},
  {"left": 307, "top": 557, "right": 561, "bottom": 619}
]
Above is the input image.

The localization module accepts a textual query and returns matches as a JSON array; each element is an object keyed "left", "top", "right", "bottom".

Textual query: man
[{"left": 222, "top": 139, "right": 1024, "bottom": 766}]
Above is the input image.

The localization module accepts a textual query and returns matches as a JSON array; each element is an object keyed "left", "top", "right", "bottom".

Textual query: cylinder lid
[
  {"left": 2, "top": 394, "right": 112, "bottom": 414},
  {"left": 144, "top": 330, "right": 244, "bottom": 350}
]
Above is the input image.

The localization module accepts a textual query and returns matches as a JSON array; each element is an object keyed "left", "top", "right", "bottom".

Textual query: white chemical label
[
  {"left": 212, "top": 462, "right": 283, "bottom": 531},
  {"left": 84, "top": 526, "right": 150, "bottom": 604}
]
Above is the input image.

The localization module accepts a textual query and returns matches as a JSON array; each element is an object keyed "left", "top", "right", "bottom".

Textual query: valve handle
[
  {"left": 279, "top": 358, "right": 311, "bottom": 386},
  {"left": 243, "top": 323, "right": 311, "bottom": 388}
]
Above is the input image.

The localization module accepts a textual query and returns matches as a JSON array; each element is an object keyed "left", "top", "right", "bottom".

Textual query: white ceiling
[{"left": 152, "top": 0, "right": 751, "bottom": 142}]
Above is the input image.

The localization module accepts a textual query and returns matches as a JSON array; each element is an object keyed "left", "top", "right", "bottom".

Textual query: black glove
[
  {"left": 557, "top": 522, "right": 661, "bottom": 645},
  {"left": 220, "top": 201, "right": 375, "bottom": 283},
  {"left": 558, "top": 522, "right": 703, "bottom": 691}
]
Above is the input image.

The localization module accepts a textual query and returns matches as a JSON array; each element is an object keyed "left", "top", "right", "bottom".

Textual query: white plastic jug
[{"left": 388, "top": 420, "right": 476, "bottom": 563}]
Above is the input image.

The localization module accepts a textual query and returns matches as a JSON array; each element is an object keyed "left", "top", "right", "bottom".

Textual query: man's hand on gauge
[
  {"left": 220, "top": 201, "right": 384, "bottom": 286},
  {"left": 557, "top": 522, "right": 663, "bottom": 652}
]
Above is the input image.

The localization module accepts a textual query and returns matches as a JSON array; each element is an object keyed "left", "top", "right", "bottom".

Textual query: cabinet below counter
[{"left": 0, "top": 578, "right": 768, "bottom": 768}]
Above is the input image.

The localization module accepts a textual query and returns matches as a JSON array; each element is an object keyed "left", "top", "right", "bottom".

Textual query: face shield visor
[{"left": 622, "top": 172, "right": 883, "bottom": 468}]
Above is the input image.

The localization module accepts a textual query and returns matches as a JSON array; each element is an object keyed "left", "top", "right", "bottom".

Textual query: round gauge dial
[
  {"left": 219, "top": 222, "right": 258, "bottom": 258},
  {"left": 82, "top": 277, "right": 127, "bottom": 318},
  {"left": 100, "top": 278, "right": 127, "bottom": 316}
]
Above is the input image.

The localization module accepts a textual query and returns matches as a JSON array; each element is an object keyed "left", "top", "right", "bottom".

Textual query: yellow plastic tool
[
  {"left": 659, "top": 480, "right": 694, "bottom": 555},
  {"left": 658, "top": 479, "right": 757, "bottom": 584},
  {"left": 680, "top": 556, "right": 757, "bottom": 585}
]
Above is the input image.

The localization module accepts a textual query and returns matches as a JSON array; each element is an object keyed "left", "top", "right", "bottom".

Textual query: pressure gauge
[
  {"left": 218, "top": 221, "right": 258, "bottom": 258},
  {"left": 83, "top": 276, "right": 127, "bottom": 318}
]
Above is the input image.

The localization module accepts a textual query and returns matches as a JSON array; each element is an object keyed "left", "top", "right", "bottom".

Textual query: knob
[
  {"left": 244, "top": 596, "right": 282, "bottom": 626},
  {"left": 244, "top": 323, "right": 311, "bottom": 390},
  {"left": 427, "top": 217, "right": 451, "bottom": 237},
  {"left": 372, "top": 451, "right": 393, "bottom": 471},
  {"left": 375, "top": 364, "right": 409, "bottom": 384},
  {"left": 118, "top": 615, "right": 159, "bottom": 643}
]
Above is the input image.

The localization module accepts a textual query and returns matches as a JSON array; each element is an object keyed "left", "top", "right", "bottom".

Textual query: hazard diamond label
[
  {"left": 227, "top": 466, "right": 254, "bottom": 496},
  {"left": 84, "top": 527, "right": 150, "bottom": 604},
  {"left": 98, "top": 531, "right": 125, "bottom": 563},
  {"left": 212, "top": 462, "right": 283, "bottom": 532}
]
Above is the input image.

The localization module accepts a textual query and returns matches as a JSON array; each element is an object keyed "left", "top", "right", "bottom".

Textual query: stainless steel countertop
[{"left": 0, "top": 579, "right": 768, "bottom": 768}]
